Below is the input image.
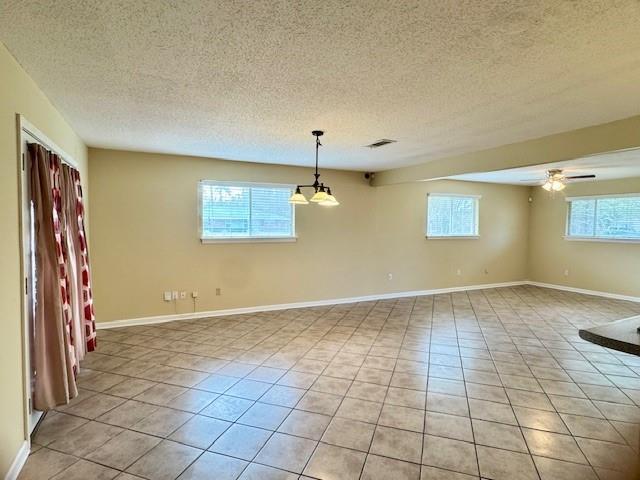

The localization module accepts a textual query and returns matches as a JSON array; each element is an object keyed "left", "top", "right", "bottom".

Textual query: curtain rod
[{"left": 18, "top": 114, "right": 80, "bottom": 169}]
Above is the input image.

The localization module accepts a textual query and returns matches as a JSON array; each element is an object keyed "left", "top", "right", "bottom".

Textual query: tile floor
[{"left": 20, "top": 285, "right": 640, "bottom": 480}]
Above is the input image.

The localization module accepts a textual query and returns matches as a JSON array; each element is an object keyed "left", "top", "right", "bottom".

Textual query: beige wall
[
  {"left": 0, "top": 43, "right": 88, "bottom": 475},
  {"left": 89, "top": 148, "right": 530, "bottom": 322},
  {"left": 528, "top": 177, "right": 640, "bottom": 297}
]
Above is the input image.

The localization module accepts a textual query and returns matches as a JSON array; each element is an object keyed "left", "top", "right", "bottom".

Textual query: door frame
[{"left": 16, "top": 114, "right": 79, "bottom": 441}]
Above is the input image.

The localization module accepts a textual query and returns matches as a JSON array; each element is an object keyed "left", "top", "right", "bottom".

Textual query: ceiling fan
[{"left": 525, "top": 169, "right": 596, "bottom": 191}]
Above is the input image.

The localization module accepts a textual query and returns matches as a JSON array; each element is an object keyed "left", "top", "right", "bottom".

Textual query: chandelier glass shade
[{"left": 289, "top": 131, "right": 339, "bottom": 206}]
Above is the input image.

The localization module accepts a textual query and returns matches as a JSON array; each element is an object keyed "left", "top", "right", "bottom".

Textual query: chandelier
[{"left": 289, "top": 130, "right": 339, "bottom": 206}]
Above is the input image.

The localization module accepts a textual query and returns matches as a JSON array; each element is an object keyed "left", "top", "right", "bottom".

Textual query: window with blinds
[
  {"left": 566, "top": 194, "right": 640, "bottom": 241},
  {"left": 426, "top": 194, "right": 480, "bottom": 238},
  {"left": 199, "top": 181, "right": 295, "bottom": 241}
]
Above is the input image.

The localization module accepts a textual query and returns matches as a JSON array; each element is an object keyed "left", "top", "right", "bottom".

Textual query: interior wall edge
[
  {"left": 96, "top": 280, "right": 530, "bottom": 329},
  {"left": 526, "top": 281, "right": 640, "bottom": 304},
  {"left": 3, "top": 440, "right": 29, "bottom": 480}
]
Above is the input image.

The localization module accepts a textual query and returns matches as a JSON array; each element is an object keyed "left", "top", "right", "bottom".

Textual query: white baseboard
[
  {"left": 4, "top": 441, "right": 29, "bottom": 480},
  {"left": 96, "top": 280, "right": 640, "bottom": 330},
  {"left": 96, "top": 281, "right": 528, "bottom": 329},
  {"left": 527, "top": 281, "right": 640, "bottom": 303}
]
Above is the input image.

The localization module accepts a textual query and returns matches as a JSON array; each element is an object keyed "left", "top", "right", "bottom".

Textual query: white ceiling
[
  {"left": 450, "top": 148, "right": 640, "bottom": 185},
  {"left": 2, "top": 1, "right": 640, "bottom": 171}
]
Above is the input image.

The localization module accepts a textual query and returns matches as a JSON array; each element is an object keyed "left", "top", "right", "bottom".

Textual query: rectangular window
[
  {"left": 426, "top": 194, "right": 480, "bottom": 238},
  {"left": 566, "top": 194, "right": 640, "bottom": 241},
  {"left": 198, "top": 181, "right": 295, "bottom": 242}
]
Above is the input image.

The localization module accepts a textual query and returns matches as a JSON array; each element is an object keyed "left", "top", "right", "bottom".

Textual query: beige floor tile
[
  {"left": 385, "top": 387, "right": 425, "bottom": 409},
  {"left": 575, "top": 437, "right": 640, "bottom": 472},
  {"left": 105, "top": 378, "right": 157, "bottom": 398},
  {"left": 513, "top": 406, "right": 569, "bottom": 434},
  {"left": 426, "top": 392, "right": 469, "bottom": 417},
  {"left": 420, "top": 465, "right": 478, "bottom": 479},
  {"left": 87, "top": 430, "right": 161, "bottom": 470},
  {"left": 278, "top": 409, "right": 332, "bottom": 440},
  {"left": 476, "top": 445, "right": 538, "bottom": 480},
  {"left": 472, "top": 419, "right": 527, "bottom": 452},
  {"left": 424, "top": 411, "right": 473, "bottom": 442},
  {"left": 24, "top": 288, "right": 640, "bottom": 480},
  {"left": 506, "top": 389, "right": 555, "bottom": 411},
  {"left": 560, "top": 413, "right": 626, "bottom": 443},
  {"left": 422, "top": 434, "right": 478, "bottom": 476},
  {"left": 63, "top": 393, "right": 126, "bottom": 419},
  {"left": 166, "top": 389, "right": 218, "bottom": 413},
  {"left": 254, "top": 432, "right": 317, "bottom": 473},
  {"left": 297, "top": 390, "right": 343, "bottom": 416},
  {"left": 360, "top": 454, "right": 420, "bottom": 480},
  {"left": 18, "top": 448, "right": 78, "bottom": 480},
  {"left": 303, "top": 443, "right": 366, "bottom": 480},
  {"left": 336, "top": 397, "right": 382, "bottom": 423},
  {"left": 169, "top": 415, "right": 231, "bottom": 449},
  {"left": 370, "top": 426, "right": 422, "bottom": 463},
  {"left": 127, "top": 440, "right": 201, "bottom": 480},
  {"left": 322, "top": 417, "right": 375, "bottom": 451},
  {"left": 131, "top": 407, "right": 193, "bottom": 437},
  {"left": 98, "top": 399, "right": 159, "bottom": 428},
  {"left": 522, "top": 428, "right": 587, "bottom": 464},
  {"left": 209, "top": 424, "right": 272, "bottom": 460},
  {"left": 533, "top": 456, "right": 598, "bottom": 480},
  {"left": 378, "top": 404, "right": 425, "bottom": 432},
  {"left": 51, "top": 459, "right": 119, "bottom": 480},
  {"left": 32, "top": 412, "right": 88, "bottom": 446},
  {"left": 177, "top": 452, "right": 247, "bottom": 480},
  {"left": 237, "top": 402, "right": 290, "bottom": 430},
  {"left": 134, "top": 384, "right": 188, "bottom": 405},
  {"left": 47, "top": 421, "right": 123, "bottom": 457},
  {"left": 238, "top": 463, "right": 298, "bottom": 480},
  {"left": 277, "top": 371, "right": 318, "bottom": 389},
  {"left": 200, "top": 395, "right": 254, "bottom": 421},
  {"left": 468, "top": 398, "right": 517, "bottom": 425}
]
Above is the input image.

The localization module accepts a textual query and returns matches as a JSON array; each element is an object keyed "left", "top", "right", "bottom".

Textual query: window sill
[
  {"left": 425, "top": 235, "right": 480, "bottom": 240},
  {"left": 201, "top": 236, "right": 297, "bottom": 244},
  {"left": 563, "top": 236, "right": 640, "bottom": 244}
]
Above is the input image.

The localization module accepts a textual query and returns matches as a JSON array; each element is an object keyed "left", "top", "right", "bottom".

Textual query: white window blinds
[
  {"left": 199, "top": 182, "right": 295, "bottom": 240},
  {"left": 567, "top": 195, "right": 640, "bottom": 240},
  {"left": 427, "top": 194, "right": 479, "bottom": 237}
]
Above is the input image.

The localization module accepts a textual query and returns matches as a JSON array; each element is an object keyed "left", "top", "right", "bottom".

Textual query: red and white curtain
[{"left": 29, "top": 143, "right": 97, "bottom": 410}]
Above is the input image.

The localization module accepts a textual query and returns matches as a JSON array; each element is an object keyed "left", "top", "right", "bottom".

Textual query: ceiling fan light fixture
[{"left": 551, "top": 180, "right": 566, "bottom": 191}]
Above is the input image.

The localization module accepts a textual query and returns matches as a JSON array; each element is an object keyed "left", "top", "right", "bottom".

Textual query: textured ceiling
[
  {"left": 450, "top": 148, "right": 640, "bottom": 185},
  {"left": 2, "top": 1, "right": 640, "bottom": 171}
]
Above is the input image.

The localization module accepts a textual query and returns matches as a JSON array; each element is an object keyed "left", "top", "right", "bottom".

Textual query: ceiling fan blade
[{"left": 566, "top": 174, "right": 596, "bottom": 180}]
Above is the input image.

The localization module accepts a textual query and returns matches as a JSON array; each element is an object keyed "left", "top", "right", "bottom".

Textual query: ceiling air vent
[{"left": 365, "top": 139, "right": 396, "bottom": 148}]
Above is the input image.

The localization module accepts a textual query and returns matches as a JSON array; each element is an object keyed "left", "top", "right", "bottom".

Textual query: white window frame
[
  {"left": 565, "top": 193, "right": 640, "bottom": 244},
  {"left": 426, "top": 193, "right": 481, "bottom": 239},
  {"left": 198, "top": 180, "right": 297, "bottom": 243}
]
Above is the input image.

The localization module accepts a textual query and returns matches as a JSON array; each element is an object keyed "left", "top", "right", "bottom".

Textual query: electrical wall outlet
[
  {"left": 192, "top": 291, "right": 198, "bottom": 298},
  {"left": 180, "top": 291, "right": 187, "bottom": 299},
  {"left": 163, "top": 291, "right": 172, "bottom": 301},
  {"left": 172, "top": 291, "right": 178, "bottom": 300},
  {"left": 564, "top": 269, "right": 569, "bottom": 276},
  {"left": 387, "top": 273, "right": 393, "bottom": 281},
  {"left": 456, "top": 269, "right": 462, "bottom": 276},
  {"left": 215, "top": 288, "right": 221, "bottom": 296}
]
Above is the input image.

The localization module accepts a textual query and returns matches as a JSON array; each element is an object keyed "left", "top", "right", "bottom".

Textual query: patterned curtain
[
  {"left": 65, "top": 165, "right": 97, "bottom": 352},
  {"left": 29, "top": 144, "right": 97, "bottom": 410},
  {"left": 30, "top": 143, "right": 78, "bottom": 409}
]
